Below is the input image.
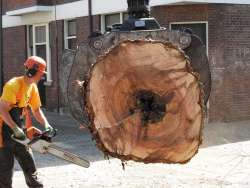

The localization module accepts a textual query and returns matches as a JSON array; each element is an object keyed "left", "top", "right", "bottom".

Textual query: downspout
[
  {"left": 0, "top": 0, "right": 3, "bottom": 93},
  {"left": 54, "top": 0, "right": 60, "bottom": 113},
  {"left": 88, "top": 0, "right": 93, "bottom": 36}
]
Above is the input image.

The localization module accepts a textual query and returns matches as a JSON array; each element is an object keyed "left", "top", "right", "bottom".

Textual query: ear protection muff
[{"left": 25, "top": 63, "right": 39, "bottom": 78}]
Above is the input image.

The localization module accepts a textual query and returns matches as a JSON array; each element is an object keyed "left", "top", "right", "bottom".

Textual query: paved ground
[{"left": 12, "top": 112, "right": 250, "bottom": 188}]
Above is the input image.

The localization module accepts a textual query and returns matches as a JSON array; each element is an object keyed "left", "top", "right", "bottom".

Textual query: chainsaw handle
[
  {"left": 11, "top": 128, "right": 58, "bottom": 147},
  {"left": 43, "top": 128, "right": 57, "bottom": 138},
  {"left": 27, "top": 128, "right": 57, "bottom": 146},
  {"left": 11, "top": 135, "right": 30, "bottom": 145}
]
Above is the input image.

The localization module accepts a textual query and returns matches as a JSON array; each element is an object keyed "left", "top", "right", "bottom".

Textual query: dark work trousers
[{"left": 0, "top": 108, "right": 43, "bottom": 188}]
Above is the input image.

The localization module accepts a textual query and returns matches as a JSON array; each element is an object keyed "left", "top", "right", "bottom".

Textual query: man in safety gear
[{"left": 0, "top": 56, "right": 54, "bottom": 188}]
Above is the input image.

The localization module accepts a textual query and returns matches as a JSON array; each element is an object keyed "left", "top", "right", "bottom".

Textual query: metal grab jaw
[{"left": 12, "top": 129, "right": 90, "bottom": 168}]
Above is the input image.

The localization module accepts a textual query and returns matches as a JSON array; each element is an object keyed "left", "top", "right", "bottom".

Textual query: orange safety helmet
[{"left": 24, "top": 56, "right": 47, "bottom": 76}]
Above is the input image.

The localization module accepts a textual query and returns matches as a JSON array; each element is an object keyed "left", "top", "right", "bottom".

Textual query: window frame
[
  {"left": 169, "top": 21, "right": 209, "bottom": 55},
  {"left": 101, "top": 12, "right": 127, "bottom": 33},
  {"left": 64, "top": 19, "right": 77, "bottom": 50},
  {"left": 26, "top": 23, "right": 52, "bottom": 85},
  {"left": 27, "top": 25, "right": 33, "bottom": 57}
]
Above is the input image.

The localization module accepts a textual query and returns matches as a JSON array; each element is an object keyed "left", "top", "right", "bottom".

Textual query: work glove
[
  {"left": 45, "top": 123, "right": 54, "bottom": 134},
  {"left": 12, "top": 126, "right": 26, "bottom": 140}
]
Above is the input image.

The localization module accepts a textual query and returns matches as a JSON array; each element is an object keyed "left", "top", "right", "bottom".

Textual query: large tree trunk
[{"left": 86, "top": 40, "right": 203, "bottom": 163}]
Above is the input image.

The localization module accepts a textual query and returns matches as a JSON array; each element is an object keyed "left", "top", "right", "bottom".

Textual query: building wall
[
  {"left": 5, "top": 0, "right": 38, "bottom": 12},
  {"left": 1, "top": 1, "right": 250, "bottom": 122},
  {"left": 151, "top": 4, "right": 208, "bottom": 26},
  {"left": 3, "top": 26, "right": 27, "bottom": 81},
  {"left": 212, "top": 5, "right": 250, "bottom": 122},
  {"left": 151, "top": 4, "right": 250, "bottom": 122}
]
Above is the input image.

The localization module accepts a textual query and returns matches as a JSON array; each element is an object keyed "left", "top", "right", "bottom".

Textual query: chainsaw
[{"left": 12, "top": 127, "right": 90, "bottom": 168}]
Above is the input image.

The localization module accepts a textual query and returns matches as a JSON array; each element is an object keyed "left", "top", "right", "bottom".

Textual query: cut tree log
[{"left": 86, "top": 40, "right": 204, "bottom": 163}]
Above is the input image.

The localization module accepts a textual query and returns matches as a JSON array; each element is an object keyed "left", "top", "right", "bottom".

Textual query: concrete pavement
[{"left": 13, "top": 112, "right": 250, "bottom": 188}]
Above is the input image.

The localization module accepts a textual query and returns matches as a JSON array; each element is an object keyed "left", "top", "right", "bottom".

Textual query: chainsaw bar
[{"left": 44, "top": 144, "right": 90, "bottom": 168}]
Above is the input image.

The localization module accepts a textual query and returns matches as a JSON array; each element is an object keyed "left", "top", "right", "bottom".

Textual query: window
[
  {"left": 105, "top": 13, "right": 120, "bottom": 30},
  {"left": 27, "top": 24, "right": 51, "bottom": 84},
  {"left": 170, "top": 22, "right": 208, "bottom": 54},
  {"left": 101, "top": 12, "right": 128, "bottom": 33},
  {"left": 64, "top": 19, "right": 77, "bottom": 50},
  {"left": 123, "top": 12, "right": 129, "bottom": 22}
]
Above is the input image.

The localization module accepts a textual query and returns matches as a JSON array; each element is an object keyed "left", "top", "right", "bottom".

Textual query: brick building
[{"left": 1, "top": 0, "right": 250, "bottom": 122}]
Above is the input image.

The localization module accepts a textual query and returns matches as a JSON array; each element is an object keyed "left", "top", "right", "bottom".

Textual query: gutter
[{"left": 88, "top": 0, "right": 93, "bottom": 36}]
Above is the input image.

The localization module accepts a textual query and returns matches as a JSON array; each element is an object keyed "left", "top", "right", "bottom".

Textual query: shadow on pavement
[{"left": 202, "top": 120, "right": 250, "bottom": 148}]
